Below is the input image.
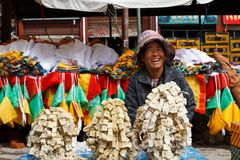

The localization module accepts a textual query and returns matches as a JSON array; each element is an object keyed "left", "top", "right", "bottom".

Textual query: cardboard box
[
  {"left": 231, "top": 122, "right": 240, "bottom": 148},
  {"left": 230, "top": 145, "right": 240, "bottom": 160},
  {"left": 230, "top": 53, "right": 240, "bottom": 65},
  {"left": 205, "top": 32, "right": 229, "bottom": 44},
  {"left": 230, "top": 38, "right": 240, "bottom": 52},
  {"left": 201, "top": 43, "right": 229, "bottom": 55},
  {"left": 176, "top": 39, "right": 200, "bottom": 49}
]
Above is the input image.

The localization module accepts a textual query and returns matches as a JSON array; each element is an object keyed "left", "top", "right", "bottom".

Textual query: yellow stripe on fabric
[
  {"left": 185, "top": 75, "right": 201, "bottom": 111},
  {"left": 59, "top": 100, "right": 69, "bottom": 112},
  {"left": 222, "top": 102, "right": 240, "bottom": 130},
  {"left": 0, "top": 97, "right": 17, "bottom": 126},
  {"left": 7, "top": 121, "right": 15, "bottom": 128},
  {"left": 14, "top": 98, "right": 32, "bottom": 126},
  {"left": 78, "top": 74, "right": 91, "bottom": 96},
  {"left": 14, "top": 108, "right": 24, "bottom": 126},
  {"left": 46, "top": 88, "right": 55, "bottom": 108},
  {"left": 207, "top": 107, "right": 226, "bottom": 135},
  {"left": 23, "top": 97, "right": 32, "bottom": 124}
]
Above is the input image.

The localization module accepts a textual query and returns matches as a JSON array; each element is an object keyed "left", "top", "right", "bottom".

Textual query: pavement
[
  {"left": 0, "top": 144, "right": 29, "bottom": 160},
  {"left": 0, "top": 144, "right": 232, "bottom": 160},
  {"left": 194, "top": 145, "right": 231, "bottom": 160}
]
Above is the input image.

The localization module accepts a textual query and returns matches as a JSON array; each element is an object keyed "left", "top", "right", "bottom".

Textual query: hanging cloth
[
  {"left": 111, "top": 80, "right": 125, "bottom": 100},
  {"left": 9, "top": 76, "right": 19, "bottom": 108},
  {"left": 100, "top": 76, "right": 109, "bottom": 101},
  {"left": 51, "top": 73, "right": 69, "bottom": 112},
  {"left": 66, "top": 73, "right": 83, "bottom": 122},
  {"left": 13, "top": 76, "right": 30, "bottom": 126},
  {"left": 78, "top": 73, "right": 101, "bottom": 118},
  {"left": 108, "top": 77, "right": 117, "bottom": 97},
  {"left": 87, "top": 74, "right": 101, "bottom": 101},
  {"left": 75, "top": 82, "right": 88, "bottom": 111},
  {"left": 0, "top": 77, "right": 18, "bottom": 127},
  {"left": 21, "top": 76, "right": 32, "bottom": 124},
  {"left": 220, "top": 73, "right": 240, "bottom": 130},
  {"left": 185, "top": 74, "right": 206, "bottom": 114},
  {"left": 207, "top": 73, "right": 226, "bottom": 135},
  {"left": 120, "top": 79, "right": 129, "bottom": 93},
  {"left": 43, "top": 87, "right": 56, "bottom": 109},
  {"left": 78, "top": 73, "right": 91, "bottom": 98},
  {"left": 29, "top": 77, "right": 44, "bottom": 121}
]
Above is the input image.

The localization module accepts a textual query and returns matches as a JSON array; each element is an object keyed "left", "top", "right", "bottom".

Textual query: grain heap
[
  {"left": 27, "top": 108, "right": 86, "bottom": 160},
  {"left": 83, "top": 98, "right": 136, "bottom": 160},
  {"left": 132, "top": 81, "right": 192, "bottom": 160}
]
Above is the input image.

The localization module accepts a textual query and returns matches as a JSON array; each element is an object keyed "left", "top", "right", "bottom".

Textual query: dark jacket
[{"left": 125, "top": 64, "right": 196, "bottom": 124}]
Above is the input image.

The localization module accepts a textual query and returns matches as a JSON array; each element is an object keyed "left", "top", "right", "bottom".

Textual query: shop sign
[
  {"left": 223, "top": 15, "right": 240, "bottom": 24},
  {"left": 158, "top": 15, "right": 217, "bottom": 25}
]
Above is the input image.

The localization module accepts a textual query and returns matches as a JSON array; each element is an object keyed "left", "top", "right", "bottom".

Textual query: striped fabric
[
  {"left": 230, "top": 145, "right": 240, "bottom": 160},
  {"left": 231, "top": 122, "right": 240, "bottom": 148}
]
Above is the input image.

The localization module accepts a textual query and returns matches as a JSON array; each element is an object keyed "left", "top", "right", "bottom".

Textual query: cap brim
[{"left": 135, "top": 37, "right": 166, "bottom": 55}]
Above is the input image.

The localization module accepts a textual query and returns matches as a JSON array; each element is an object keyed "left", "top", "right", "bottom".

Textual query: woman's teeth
[{"left": 151, "top": 59, "right": 160, "bottom": 63}]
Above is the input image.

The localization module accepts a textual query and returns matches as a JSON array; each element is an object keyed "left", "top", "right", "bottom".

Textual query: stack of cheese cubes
[
  {"left": 132, "top": 81, "right": 192, "bottom": 160},
  {"left": 27, "top": 108, "right": 85, "bottom": 160}
]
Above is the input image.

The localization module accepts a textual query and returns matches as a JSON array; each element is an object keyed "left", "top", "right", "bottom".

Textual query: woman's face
[{"left": 141, "top": 40, "right": 165, "bottom": 71}]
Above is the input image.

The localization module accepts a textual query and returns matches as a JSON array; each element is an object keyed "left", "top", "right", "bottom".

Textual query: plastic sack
[
  {"left": 134, "top": 146, "right": 207, "bottom": 160},
  {"left": 180, "top": 146, "right": 208, "bottom": 160},
  {"left": 76, "top": 151, "right": 95, "bottom": 160},
  {"left": 135, "top": 150, "right": 148, "bottom": 160},
  {"left": 16, "top": 154, "right": 40, "bottom": 160}
]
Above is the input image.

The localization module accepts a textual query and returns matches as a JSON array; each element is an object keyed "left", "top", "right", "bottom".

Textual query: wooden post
[
  {"left": 79, "top": 17, "right": 83, "bottom": 41},
  {"left": 109, "top": 17, "right": 112, "bottom": 38},
  {"left": 142, "top": 16, "right": 151, "bottom": 31},
  {"left": 17, "top": 19, "right": 25, "bottom": 38},
  {"left": 216, "top": 15, "right": 224, "bottom": 32},
  {"left": 122, "top": 8, "right": 129, "bottom": 49},
  {"left": 85, "top": 17, "right": 89, "bottom": 44}
]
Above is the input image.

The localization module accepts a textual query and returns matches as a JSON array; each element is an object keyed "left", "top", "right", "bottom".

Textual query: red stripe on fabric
[
  {"left": 25, "top": 76, "right": 41, "bottom": 100},
  {"left": 41, "top": 72, "right": 61, "bottom": 92},
  {"left": 108, "top": 78, "right": 117, "bottom": 96},
  {"left": 121, "top": 79, "right": 129, "bottom": 93},
  {"left": 215, "top": 74, "right": 222, "bottom": 90},
  {"left": 41, "top": 72, "right": 73, "bottom": 92},
  {"left": 98, "top": 75, "right": 108, "bottom": 89},
  {"left": 87, "top": 74, "right": 101, "bottom": 101},
  {"left": 7, "top": 76, "right": 17, "bottom": 86},
  {"left": 206, "top": 76, "right": 216, "bottom": 99},
  {"left": 0, "top": 78, "right": 3, "bottom": 89},
  {"left": 196, "top": 74, "right": 206, "bottom": 114},
  {"left": 64, "top": 72, "right": 74, "bottom": 92},
  {"left": 219, "top": 72, "right": 228, "bottom": 90}
]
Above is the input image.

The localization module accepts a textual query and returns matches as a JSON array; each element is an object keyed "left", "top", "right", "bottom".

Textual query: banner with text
[
  {"left": 223, "top": 15, "right": 240, "bottom": 24},
  {"left": 159, "top": 15, "right": 217, "bottom": 25}
]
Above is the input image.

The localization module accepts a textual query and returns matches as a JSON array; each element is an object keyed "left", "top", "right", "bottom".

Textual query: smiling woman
[
  {"left": 140, "top": 40, "right": 165, "bottom": 78},
  {"left": 125, "top": 30, "right": 196, "bottom": 124}
]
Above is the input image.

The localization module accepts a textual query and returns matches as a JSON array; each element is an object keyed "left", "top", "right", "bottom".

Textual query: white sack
[
  {"left": 29, "top": 42, "right": 57, "bottom": 71},
  {"left": 90, "top": 43, "right": 119, "bottom": 69}
]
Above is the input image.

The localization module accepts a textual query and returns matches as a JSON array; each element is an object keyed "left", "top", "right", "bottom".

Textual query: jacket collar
[
  {"left": 137, "top": 64, "right": 177, "bottom": 85},
  {"left": 163, "top": 64, "right": 178, "bottom": 83},
  {"left": 137, "top": 67, "right": 152, "bottom": 86}
]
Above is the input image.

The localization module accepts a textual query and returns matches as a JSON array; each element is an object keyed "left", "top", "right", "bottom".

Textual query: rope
[{"left": 40, "top": 5, "right": 56, "bottom": 46}]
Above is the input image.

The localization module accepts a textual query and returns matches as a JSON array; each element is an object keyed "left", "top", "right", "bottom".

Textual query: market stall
[
  {"left": 0, "top": 36, "right": 239, "bottom": 159},
  {"left": 1, "top": 0, "right": 240, "bottom": 159}
]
